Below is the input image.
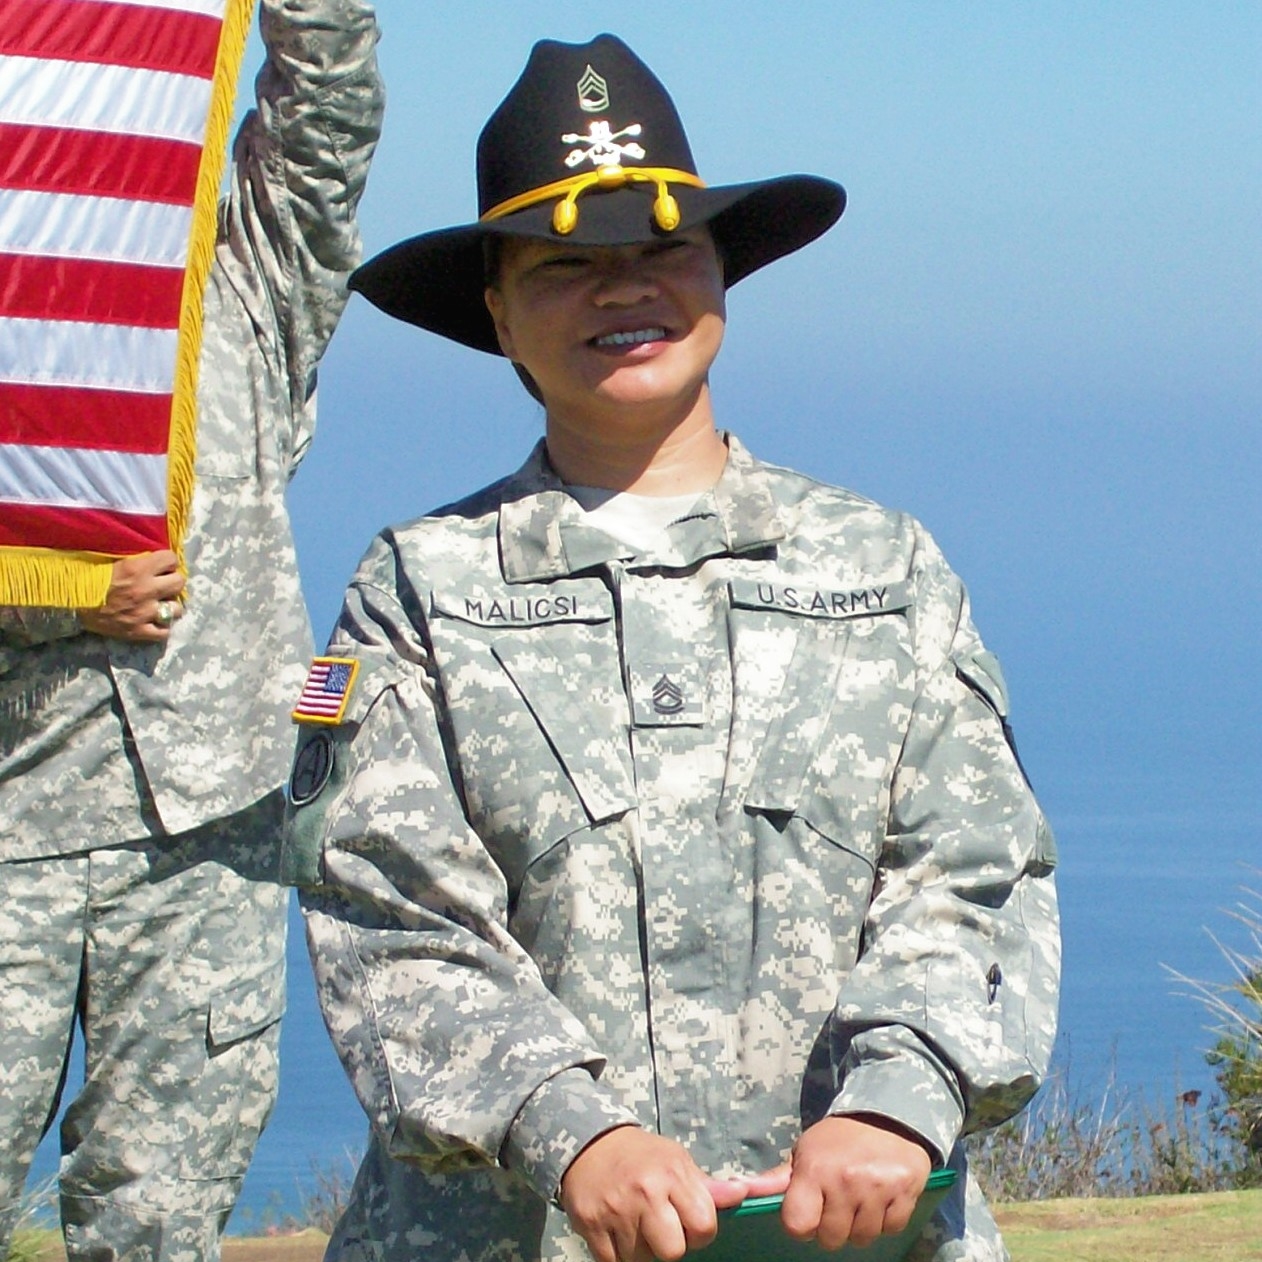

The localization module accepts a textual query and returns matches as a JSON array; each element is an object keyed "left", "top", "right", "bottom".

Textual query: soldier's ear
[{"left": 484, "top": 286, "right": 518, "bottom": 361}]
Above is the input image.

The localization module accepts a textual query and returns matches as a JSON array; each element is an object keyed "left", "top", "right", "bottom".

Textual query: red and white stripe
[{"left": 0, "top": 0, "right": 230, "bottom": 556}]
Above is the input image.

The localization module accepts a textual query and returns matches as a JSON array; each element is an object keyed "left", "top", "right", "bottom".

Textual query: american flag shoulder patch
[{"left": 292, "top": 656, "right": 360, "bottom": 725}]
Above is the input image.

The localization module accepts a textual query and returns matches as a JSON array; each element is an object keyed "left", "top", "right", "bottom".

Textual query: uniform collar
[{"left": 498, "top": 434, "right": 786, "bottom": 583}]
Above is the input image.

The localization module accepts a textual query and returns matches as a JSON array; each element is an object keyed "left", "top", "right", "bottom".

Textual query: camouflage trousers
[{"left": 0, "top": 796, "right": 288, "bottom": 1262}]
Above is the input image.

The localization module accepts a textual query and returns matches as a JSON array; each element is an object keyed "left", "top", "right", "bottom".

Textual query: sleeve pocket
[
  {"left": 282, "top": 657, "right": 400, "bottom": 888},
  {"left": 953, "top": 647, "right": 1010, "bottom": 719}
]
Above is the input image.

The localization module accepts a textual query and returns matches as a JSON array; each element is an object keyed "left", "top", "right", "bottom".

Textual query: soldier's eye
[{"left": 646, "top": 238, "right": 696, "bottom": 262}]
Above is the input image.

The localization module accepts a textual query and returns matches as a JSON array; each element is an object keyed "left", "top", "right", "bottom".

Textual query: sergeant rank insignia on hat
[
  {"left": 292, "top": 656, "right": 359, "bottom": 725},
  {"left": 576, "top": 65, "right": 609, "bottom": 113}
]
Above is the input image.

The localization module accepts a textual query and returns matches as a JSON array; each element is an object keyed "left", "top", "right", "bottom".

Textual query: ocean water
[{"left": 24, "top": 773, "right": 1257, "bottom": 1231}]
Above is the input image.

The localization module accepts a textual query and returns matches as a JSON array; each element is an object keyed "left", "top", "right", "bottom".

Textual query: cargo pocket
[
  {"left": 176, "top": 959, "right": 287, "bottom": 1181},
  {"left": 207, "top": 962, "right": 287, "bottom": 1054}
]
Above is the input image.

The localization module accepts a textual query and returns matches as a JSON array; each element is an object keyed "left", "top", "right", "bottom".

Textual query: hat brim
[{"left": 348, "top": 175, "right": 845, "bottom": 355}]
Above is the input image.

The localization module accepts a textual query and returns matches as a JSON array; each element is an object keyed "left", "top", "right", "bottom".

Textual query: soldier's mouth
[{"left": 591, "top": 327, "right": 668, "bottom": 348}]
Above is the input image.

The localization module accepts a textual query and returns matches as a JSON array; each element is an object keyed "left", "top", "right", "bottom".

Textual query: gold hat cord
[{"left": 482, "top": 166, "right": 706, "bottom": 235}]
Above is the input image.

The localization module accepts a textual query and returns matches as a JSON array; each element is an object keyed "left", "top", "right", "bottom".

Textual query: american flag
[
  {"left": 0, "top": 0, "right": 257, "bottom": 607},
  {"left": 292, "top": 657, "right": 360, "bottom": 725}
]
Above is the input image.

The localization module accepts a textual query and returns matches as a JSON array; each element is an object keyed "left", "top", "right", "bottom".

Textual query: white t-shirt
[{"left": 566, "top": 487, "right": 703, "bottom": 552}]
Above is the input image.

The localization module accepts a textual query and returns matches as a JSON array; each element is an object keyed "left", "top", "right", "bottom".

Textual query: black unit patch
[{"left": 290, "top": 731, "right": 334, "bottom": 807}]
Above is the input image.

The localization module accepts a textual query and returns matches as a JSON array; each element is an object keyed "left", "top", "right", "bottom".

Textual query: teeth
[{"left": 594, "top": 327, "right": 666, "bottom": 347}]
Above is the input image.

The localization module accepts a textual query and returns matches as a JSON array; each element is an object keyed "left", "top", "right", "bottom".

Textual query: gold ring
[{"left": 155, "top": 600, "right": 175, "bottom": 628}]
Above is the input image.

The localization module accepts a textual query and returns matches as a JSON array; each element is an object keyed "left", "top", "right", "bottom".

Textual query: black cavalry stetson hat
[{"left": 349, "top": 34, "right": 846, "bottom": 355}]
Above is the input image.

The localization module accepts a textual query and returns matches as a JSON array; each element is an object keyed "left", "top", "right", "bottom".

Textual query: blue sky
[{"left": 287, "top": 4, "right": 1260, "bottom": 1088}]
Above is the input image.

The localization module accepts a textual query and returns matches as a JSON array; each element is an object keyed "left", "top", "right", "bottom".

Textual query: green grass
[
  {"left": 998, "top": 1189, "right": 1262, "bottom": 1262},
  {"left": 3, "top": 1229, "right": 59, "bottom": 1262}
]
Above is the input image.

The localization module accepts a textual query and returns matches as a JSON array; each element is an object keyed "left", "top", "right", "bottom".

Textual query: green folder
[{"left": 691, "top": 1168, "right": 957, "bottom": 1262}]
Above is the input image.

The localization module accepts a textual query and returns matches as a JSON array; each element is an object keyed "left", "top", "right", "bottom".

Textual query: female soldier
[{"left": 285, "top": 34, "right": 1059, "bottom": 1262}]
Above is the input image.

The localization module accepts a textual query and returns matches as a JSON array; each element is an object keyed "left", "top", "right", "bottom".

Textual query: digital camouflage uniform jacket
[
  {"left": 0, "top": 0, "right": 384, "bottom": 857},
  {"left": 290, "top": 436, "right": 1061, "bottom": 1262}
]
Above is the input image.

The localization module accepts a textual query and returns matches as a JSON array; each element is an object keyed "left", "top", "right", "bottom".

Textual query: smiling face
[{"left": 484, "top": 227, "right": 727, "bottom": 445}]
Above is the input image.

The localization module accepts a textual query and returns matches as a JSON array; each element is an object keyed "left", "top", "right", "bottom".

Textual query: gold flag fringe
[
  {"left": 0, "top": 0, "right": 259, "bottom": 609},
  {"left": 0, "top": 548, "right": 114, "bottom": 609},
  {"left": 166, "top": 0, "right": 259, "bottom": 586}
]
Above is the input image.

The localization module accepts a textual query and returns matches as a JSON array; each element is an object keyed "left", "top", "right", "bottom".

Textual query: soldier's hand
[
  {"left": 778, "top": 1115, "right": 932, "bottom": 1250},
  {"left": 560, "top": 1126, "right": 747, "bottom": 1262},
  {"left": 77, "top": 551, "right": 186, "bottom": 643}
]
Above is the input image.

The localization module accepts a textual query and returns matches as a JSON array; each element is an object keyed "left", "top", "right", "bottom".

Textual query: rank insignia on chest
[
  {"left": 631, "top": 662, "right": 705, "bottom": 727},
  {"left": 292, "top": 656, "right": 360, "bottom": 725},
  {"left": 652, "top": 674, "right": 685, "bottom": 715}
]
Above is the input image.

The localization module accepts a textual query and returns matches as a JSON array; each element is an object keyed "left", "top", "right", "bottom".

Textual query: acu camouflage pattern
[
  {"left": 291, "top": 436, "right": 1061, "bottom": 1262},
  {"left": 0, "top": 0, "right": 386, "bottom": 855},
  {"left": 0, "top": 801, "right": 287, "bottom": 1260},
  {"left": 0, "top": 2, "right": 383, "bottom": 1258}
]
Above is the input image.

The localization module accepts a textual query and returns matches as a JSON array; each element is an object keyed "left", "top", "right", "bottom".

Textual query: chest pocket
[
  {"left": 428, "top": 581, "right": 636, "bottom": 893},
  {"left": 731, "top": 578, "right": 916, "bottom": 869}
]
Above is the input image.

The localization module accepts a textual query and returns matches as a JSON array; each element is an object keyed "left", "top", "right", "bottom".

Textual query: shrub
[
  {"left": 229, "top": 1150, "right": 358, "bottom": 1237},
  {"left": 968, "top": 1064, "right": 1246, "bottom": 1200},
  {"left": 288, "top": 1152, "right": 357, "bottom": 1236},
  {"left": 1168, "top": 874, "right": 1262, "bottom": 1186}
]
